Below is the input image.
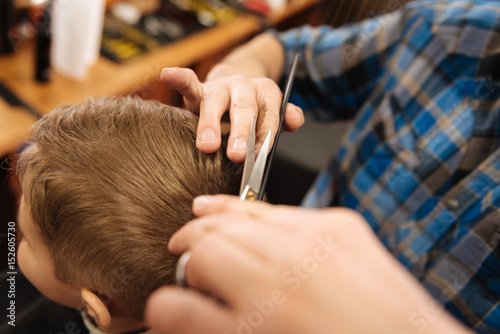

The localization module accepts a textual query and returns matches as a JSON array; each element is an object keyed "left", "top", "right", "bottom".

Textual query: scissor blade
[
  {"left": 239, "top": 116, "right": 257, "bottom": 196},
  {"left": 246, "top": 130, "right": 271, "bottom": 196},
  {"left": 257, "top": 53, "right": 300, "bottom": 201}
]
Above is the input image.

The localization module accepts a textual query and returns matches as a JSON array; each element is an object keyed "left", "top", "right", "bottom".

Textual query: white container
[
  {"left": 51, "top": 0, "right": 105, "bottom": 80},
  {"left": 267, "top": 0, "right": 287, "bottom": 10}
]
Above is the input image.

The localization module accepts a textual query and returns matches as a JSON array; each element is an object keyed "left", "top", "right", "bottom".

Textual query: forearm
[{"left": 206, "top": 33, "right": 285, "bottom": 82}]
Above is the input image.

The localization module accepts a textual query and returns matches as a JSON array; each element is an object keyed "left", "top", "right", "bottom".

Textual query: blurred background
[{"left": 0, "top": 0, "right": 410, "bottom": 332}]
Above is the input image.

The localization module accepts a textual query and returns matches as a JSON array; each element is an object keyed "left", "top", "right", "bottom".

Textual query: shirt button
[{"left": 446, "top": 199, "right": 459, "bottom": 211}]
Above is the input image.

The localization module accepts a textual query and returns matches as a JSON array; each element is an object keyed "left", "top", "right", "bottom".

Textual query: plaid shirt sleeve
[
  {"left": 275, "top": 1, "right": 500, "bottom": 333},
  {"left": 274, "top": 7, "right": 420, "bottom": 121}
]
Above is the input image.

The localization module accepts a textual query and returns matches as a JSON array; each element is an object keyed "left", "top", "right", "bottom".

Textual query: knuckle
[
  {"left": 262, "top": 108, "right": 280, "bottom": 121},
  {"left": 217, "top": 195, "right": 238, "bottom": 210},
  {"left": 201, "top": 89, "right": 227, "bottom": 103},
  {"left": 257, "top": 111, "right": 279, "bottom": 137},
  {"left": 227, "top": 74, "right": 253, "bottom": 83},
  {"left": 324, "top": 207, "right": 367, "bottom": 232},
  {"left": 255, "top": 77, "right": 278, "bottom": 88},
  {"left": 176, "top": 78, "right": 192, "bottom": 91},
  {"left": 178, "top": 67, "right": 196, "bottom": 80},
  {"left": 231, "top": 98, "right": 258, "bottom": 111},
  {"left": 177, "top": 67, "right": 195, "bottom": 81},
  {"left": 177, "top": 83, "right": 201, "bottom": 102},
  {"left": 256, "top": 79, "right": 281, "bottom": 96},
  {"left": 186, "top": 68, "right": 197, "bottom": 76},
  {"left": 195, "top": 218, "right": 218, "bottom": 234},
  {"left": 230, "top": 123, "right": 251, "bottom": 135}
]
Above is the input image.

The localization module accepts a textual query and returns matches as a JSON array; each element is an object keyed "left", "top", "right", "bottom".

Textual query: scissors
[
  {"left": 239, "top": 116, "right": 271, "bottom": 201},
  {"left": 175, "top": 53, "right": 300, "bottom": 287},
  {"left": 240, "top": 53, "right": 301, "bottom": 202}
]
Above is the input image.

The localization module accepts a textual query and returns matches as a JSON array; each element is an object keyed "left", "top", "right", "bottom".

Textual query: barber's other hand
[
  {"left": 160, "top": 67, "right": 304, "bottom": 162},
  {"left": 145, "top": 195, "right": 470, "bottom": 334}
]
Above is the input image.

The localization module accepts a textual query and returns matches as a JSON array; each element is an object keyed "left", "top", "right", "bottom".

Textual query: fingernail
[
  {"left": 231, "top": 138, "right": 247, "bottom": 152},
  {"left": 200, "top": 128, "right": 217, "bottom": 143},
  {"left": 161, "top": 68, "right": 171, "bottom": 76},
  {"left": 193, "top": 196, "right": 214, "bottom": 210}
]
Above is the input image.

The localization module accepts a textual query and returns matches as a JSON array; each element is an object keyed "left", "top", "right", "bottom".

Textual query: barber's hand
[
  {"left": 160, "top": 67, "right": 304, "bottom": 162},
  {"left": 145, "top": 195, "right": 469, "bottom": 334}
]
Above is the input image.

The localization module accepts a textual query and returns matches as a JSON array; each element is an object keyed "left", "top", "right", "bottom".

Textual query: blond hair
[{"left": 17, "top": 96, "right": 240, "bottom": 318}]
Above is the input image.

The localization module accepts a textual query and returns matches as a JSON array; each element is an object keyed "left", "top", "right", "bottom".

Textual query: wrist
[
  {"left": 206, "top": 33, "right": 284, "bottom": 82},
  {"left": 206, "top": 62, "right": 266, "bottom": 81}
]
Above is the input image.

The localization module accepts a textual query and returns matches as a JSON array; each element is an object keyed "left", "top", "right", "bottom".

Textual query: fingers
[
  {"left": 168, "top": 195, "right": 271, "bottom": 255},
  {"left": 254, "top": 79, "right": 282, "bottom": 152},
  {"left": 161, "top": 67, "right": 224, "bottom": 153},
  {"left": 173, "top": 233, "right": 268, "bottom": 306},
  {"left": 196, "top": 82, "right": 230, "bottom": 153},
  {"left": 145, "top": 286, "right": 235, "bottom": 334},
  {"left": 169, "top": 212, "right": 292, "bottom": 263},
  {"left": 225, "top": 76, "right": 259, "bottom": 162},
  {"left": 223, "top": 77, "right": 283, "bottom": 162},
  {"left": 283, "top": 103, "right": 304, "bottom": 132},
  {"left": 190, "top": 195, "right": 305, "bottom": 226},
  {"left": 169, "top": 195, "right": 314, "bottom": 256},
  {"left": 191, "top": 194, "right": 270, "bottom": 217},
  {"left": 160, "top": 68, "right": 203, "bottom": 113},
  {"left": 161, "top": 68, "right": 304, "bottom": 159}
]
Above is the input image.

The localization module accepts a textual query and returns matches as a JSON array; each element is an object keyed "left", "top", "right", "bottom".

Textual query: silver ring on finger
[{"left": 175, "top": 252, "right": 192, "bottom": 287}]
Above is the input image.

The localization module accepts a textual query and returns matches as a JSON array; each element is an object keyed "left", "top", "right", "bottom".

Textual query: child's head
[{"left": 16, "top": 96, "right": 240, "bottom": 330}]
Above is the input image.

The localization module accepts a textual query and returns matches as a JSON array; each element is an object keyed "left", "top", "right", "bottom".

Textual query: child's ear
[{"left": 81, "top": 288, "right": 111, "bottom": 329}]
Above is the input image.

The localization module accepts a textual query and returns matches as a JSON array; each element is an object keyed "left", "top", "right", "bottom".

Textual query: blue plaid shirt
[{"left": 276, "top": 0, "right": 500, "bottom": 332}]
